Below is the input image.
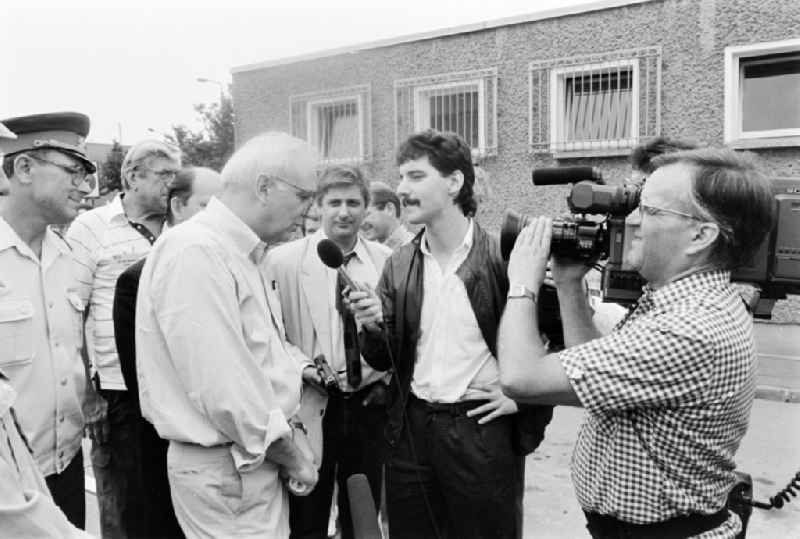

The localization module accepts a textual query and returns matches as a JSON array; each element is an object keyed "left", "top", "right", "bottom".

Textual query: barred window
[
  {"left": 530, "top": 48, "right": 661, "bottom": 156},
  {"left": 290, "top": 85, "right": 371, "bottom": 163},
  {"left": 415, "top": 82, "right": 482, "bottom": 149},
  {"left": 309, "top": 99, "right": 361, "bottom": 161},
  {"left": 395, "top": 68, "right": 498, "bottom": 156}
]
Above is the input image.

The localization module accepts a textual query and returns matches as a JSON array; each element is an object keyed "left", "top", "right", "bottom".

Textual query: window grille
[
  {"left": 395, "top": 68, "right": 497, "bottom": 156},
  {"left": 289, "top": 85, "right": 371, "bottom": 163},
  {"left": 529, "top": 47, "right": 661, "bottom": 155}
]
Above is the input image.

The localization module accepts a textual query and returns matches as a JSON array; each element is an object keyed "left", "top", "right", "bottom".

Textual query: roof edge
[{"left": 232, "top": 0, "right": 654, "bottom": 74}]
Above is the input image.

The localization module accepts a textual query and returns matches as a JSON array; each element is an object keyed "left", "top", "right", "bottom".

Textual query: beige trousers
[{"left": 167, "top": 441, "right": 289, "bottom": 538}]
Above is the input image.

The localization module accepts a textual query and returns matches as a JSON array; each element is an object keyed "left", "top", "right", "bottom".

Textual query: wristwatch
[{"left": 507, "top": 283, "right": 536, "bottom": 302}]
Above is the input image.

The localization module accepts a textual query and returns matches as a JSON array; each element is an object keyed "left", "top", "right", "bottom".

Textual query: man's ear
[
  {"left": 255, "top": 174, "right": 274, "bottom": 203},
  {"left": 686, "top": 221, "right": 720, "bottom": 256},
  {"left": 12, "top": 154, "right": 35, "bottom": 185},
  {"left": 448, "top": 170, "right": 464, "bottom": 196},
  {"left": 384, "top": 202, "right": 398, "bottom": 217}
]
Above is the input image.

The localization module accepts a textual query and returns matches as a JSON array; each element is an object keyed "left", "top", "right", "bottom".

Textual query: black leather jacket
[{"left": 361, "top": 222, "right": 552, "bottom": 453}]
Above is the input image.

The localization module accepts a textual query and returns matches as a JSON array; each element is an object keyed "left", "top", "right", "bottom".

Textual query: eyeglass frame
[
  {"left": 637, "top": 201, "right": 704, "bottom": 221},
  {"left": 258, "top": 173, "right": 317, "bottom": 217},
  {"left": 134, "top": 164, "right": 180, "bottom": 182},
  {"left": 26, "top": 153, "right": 94, "bottom": 189}
]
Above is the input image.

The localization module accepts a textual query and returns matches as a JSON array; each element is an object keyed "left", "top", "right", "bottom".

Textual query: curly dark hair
[{"left": 396, "top": 129, "right": 477, "bottom": 217}]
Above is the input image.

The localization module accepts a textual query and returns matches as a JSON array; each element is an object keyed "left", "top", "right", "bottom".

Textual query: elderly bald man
[{"left": 136, "top": 133, "right": 320, "bottom": 538}]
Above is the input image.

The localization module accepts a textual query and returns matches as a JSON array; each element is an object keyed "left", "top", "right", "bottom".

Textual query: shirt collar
[
  {"left": 640, "top": 270, "right": 731, "bottom": 310},
  {"left": 204, "top": 197, "right": 263, "bottom": 259},
  {"left": 108, "top": 194, "right": 128, "bottom": 223},
  {"left": 0, "top": 218, "right": 70, "bottom": 260},
  {"left": 420, "top": 219, "right": 474, "bottom": 257}
]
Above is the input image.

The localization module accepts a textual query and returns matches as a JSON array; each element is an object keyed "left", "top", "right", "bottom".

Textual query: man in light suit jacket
[{"left": 266, "top": 165, "right": 392, "bottom": 539}]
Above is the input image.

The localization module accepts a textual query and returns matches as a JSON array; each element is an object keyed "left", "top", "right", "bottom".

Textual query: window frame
[
  {"left": 724, "top": 38, "right": 800, "bottom": 148},
  {"left": 306, "top": 94, "right": 365, "bottom": 164},
  {"left": 412, "top": 78, "right": 486, "bottom": 152},
  {"left": 549, "top": 58, "right": 640, "bottom": 153}
]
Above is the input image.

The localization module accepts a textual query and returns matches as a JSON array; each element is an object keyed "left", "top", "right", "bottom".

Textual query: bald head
[{"left": 221, "top": 132, "right": 318, "bottom": 194}]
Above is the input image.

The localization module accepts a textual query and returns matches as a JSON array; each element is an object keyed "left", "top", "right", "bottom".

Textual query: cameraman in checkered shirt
[{"left": 497, "top": 147, "right": 775, "bottom": 539}]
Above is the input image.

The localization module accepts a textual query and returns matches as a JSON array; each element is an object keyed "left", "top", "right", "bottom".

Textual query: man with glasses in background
[
  {"left": 498, "top": 148, "right": 775, "bottom": 538},
  {"left": 0, "top": 112, "right": 104, "bottom": 529},
  {"left": 136, "top": 132, "right": 319, "bottom": 538},
  {"left": 67, "top": 138, "right": 181, "bottom": 537}
]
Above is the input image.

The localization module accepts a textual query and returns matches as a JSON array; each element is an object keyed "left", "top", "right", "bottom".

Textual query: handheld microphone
[
  {"left": 346, "top": 473, "right": 381, "bottom": 539},
  {"left": 317, "top": 239, "right": 358, "bottom": 291},
  {"left": 531, "top": 166, "right": 603, "bottom": 186}
]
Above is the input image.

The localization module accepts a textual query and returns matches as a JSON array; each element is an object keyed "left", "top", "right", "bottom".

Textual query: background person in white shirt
[
  {"left": 136, "top": 132, "right": 319, "bottom": 538},
  {"left": 67, "top": 139, "right": 181, "bottom": 538},
  {"left": 0, "top": 112, "right": 102, "bottom": 529},
  {"left": 267, "top": 165, "right": 392, "bottom": 539}
]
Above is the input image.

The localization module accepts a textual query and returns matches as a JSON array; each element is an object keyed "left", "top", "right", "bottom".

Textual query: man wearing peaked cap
[
  {"left": 0, "top": 111, "right": 104, "bottom": 530},
  {"left": 1, "top": 112, "right": 96, "bottom": 174}
]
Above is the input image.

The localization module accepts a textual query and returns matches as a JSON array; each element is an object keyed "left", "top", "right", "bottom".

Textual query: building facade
[{"left": 232, "top": 0, "right": 800, "bottom": 328}]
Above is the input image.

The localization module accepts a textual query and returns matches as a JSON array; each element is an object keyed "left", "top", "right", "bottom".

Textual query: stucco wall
[{"left": 233, "top": 0, "right": 800, "bottom": 321}]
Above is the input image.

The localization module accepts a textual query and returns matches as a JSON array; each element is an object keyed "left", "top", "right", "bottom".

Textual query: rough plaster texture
[{"left": 233, "top": 0, "right": 800, "bottom": 321}]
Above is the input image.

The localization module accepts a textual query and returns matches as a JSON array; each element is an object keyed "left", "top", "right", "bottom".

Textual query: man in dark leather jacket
[{"left": 348, "top": 130, "right": 552, "bottom": 539}]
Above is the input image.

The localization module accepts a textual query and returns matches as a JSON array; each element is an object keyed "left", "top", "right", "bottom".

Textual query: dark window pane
[{"left": 742, "top": 53, "right": 800, "bottom": 132}]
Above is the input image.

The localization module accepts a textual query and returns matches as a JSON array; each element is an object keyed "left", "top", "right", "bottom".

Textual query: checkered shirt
[{"left": 560, "top": 270, "right": 756, "bottom": 538}]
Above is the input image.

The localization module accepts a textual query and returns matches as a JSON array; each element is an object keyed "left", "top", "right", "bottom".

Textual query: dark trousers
[
  {"left": 46, "top": 450, "right": 86, "bottom": 529},
  {"left": 386, "top": 394, "right": 525, "bottom": 539},
  {"left": 290, "top": 384, "right": 386, "bottom": 539},
  {"left": 92, "top": 389, "right": 183, "bottom": 539}
]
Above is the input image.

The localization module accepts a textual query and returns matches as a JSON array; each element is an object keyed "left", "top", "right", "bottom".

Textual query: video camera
[{"left": 500, "top": 166, "right": 800, "bottom": 318}]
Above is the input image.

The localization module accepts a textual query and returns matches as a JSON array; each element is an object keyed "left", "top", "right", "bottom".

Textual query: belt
[
  {"left": 408, "top": 393, "right": 488, "bottom": 416},
  {"left": 583, "top": 508, "right": 730, "bottom": 539}
]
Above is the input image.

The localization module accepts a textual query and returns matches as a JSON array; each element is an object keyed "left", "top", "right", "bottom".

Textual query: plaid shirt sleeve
[{"left": 560, "top": 307, "right": 717, "bottom": 414}]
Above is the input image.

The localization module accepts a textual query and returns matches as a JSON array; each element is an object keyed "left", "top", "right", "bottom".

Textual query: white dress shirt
[
  {"left": 0, "top": 218, "right": 86, "bottom": 476},
  {"left": 67, "top": 195, "right": 157, "bottom": 390},
  {"left": 411, "top": 220, "right": 499, "bottom": 403},
  {"left": 136, "top": 197, "right": 301, "bottom": 471}
]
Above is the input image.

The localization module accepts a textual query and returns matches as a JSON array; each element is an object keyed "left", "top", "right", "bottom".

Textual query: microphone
[
  {"left": 317, "top": 238, "right": 358, "bottom": 291},
  {"left": 531, "top": 166, "right": 603, "bottom": 186},
  {"left": 347, "top": 474, "right": 381, "bottom": 539}
]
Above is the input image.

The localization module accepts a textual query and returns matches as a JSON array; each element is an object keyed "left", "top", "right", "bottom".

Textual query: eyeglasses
[
  {"left": 138, "top": 166, "right": 180, "bottom": 182},
  {"left": 263, "top": 174, "right": 316, "bottom": 202},
  {"left": 27, "top": 154, "right": 93, "bottom": 189},
  {"left": 637, "top": 201, "right": 703, "bottom": 221}
]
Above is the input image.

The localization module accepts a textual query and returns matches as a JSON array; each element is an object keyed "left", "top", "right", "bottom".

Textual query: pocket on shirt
[{"left": 0, "top": 299, "right": 35, "bottom": 366}]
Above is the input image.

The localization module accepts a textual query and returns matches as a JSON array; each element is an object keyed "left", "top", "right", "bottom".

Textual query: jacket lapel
[{"left": 300, "top": 237, "right": 332, "bottom": 353}]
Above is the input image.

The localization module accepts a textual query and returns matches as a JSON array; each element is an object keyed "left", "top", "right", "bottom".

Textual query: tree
[
  {"left": 167, "top": 94, "right": 235, "bottom": 172},
  {"left": 100, "top": 140, "right": 126, "bottom": 194}
]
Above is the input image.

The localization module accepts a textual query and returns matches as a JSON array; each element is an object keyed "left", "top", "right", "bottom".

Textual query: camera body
[
  {"left": 501, "top": 167, "right": 800, "bottom": 316},
  {"left": 501, "top": 166, "right": 646, "bottom": 305}
]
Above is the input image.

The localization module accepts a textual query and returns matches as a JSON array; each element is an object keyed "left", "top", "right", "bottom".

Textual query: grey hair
[
  {"left": 220, "top": 131, "right": 318, "bottom": 193},
  {"left": 121, "top": 139, "right": 182, "bottom": 190}
]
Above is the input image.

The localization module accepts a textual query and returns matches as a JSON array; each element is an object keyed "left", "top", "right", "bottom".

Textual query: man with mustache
[
  {"left": 360, "top": 181, "right": 413, "bottom": 251},
  {"left": 267, "top": 165, "right": 392, "bottom": 539},
  {"left": 0, "top": 112, "right": 101, "bottom": 528},
  {"left": 347, "top": 130, "right": 552, "bottom": 539},
  {"left": 67, "top": 138, "right": 181, "bottom": 537}
]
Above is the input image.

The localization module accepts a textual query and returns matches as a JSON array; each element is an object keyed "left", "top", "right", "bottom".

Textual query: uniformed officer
[{"left": 0, "top": 112, "right": 105, "bottom": 529}]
